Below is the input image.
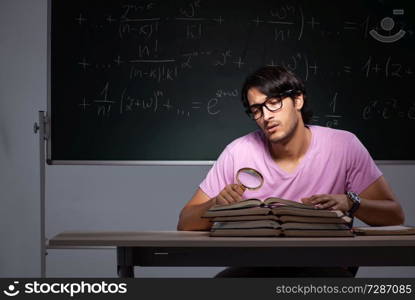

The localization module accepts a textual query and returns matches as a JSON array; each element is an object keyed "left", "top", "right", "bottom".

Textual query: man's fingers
[
  {"left": 215, "top": 195, "right": 229, "bottom": 205},
  {"left": 319, "top": 200, "right": 336, "bottom": 209},
  {"left": 221, "top": 191, "right": 235, "bottom": 203},
  {"left": 227, "top": 189, "right": 242, "bottom": 202},
  {"left": 222, "top": 186, "right": 241, "bottom": 202},
  {"left": 215, "top": 183, "right": 248, "bottom": 206},
  {"left": 233, "top": 184, "right": 245, "bottom": 195},
  {"left": 215, "top": 195, "right": 225, "bottom": 205},
  {"left": 225, "top": 185, "right": 243, "bottom": 200},
  {"left": 332, "top": 205, "right": 341, "bottom": 211},
  {"left": 309, "top": 194, "right": 327, "bottom": 203},
  {"left": 310, "top": 196, "right": 330, "bottom": 204},
  {"left": 229, "top": 184, "right": 244, "bottom": 195},
  {"left": 301, "top": 197, "right": 311, "bottom": 203}
]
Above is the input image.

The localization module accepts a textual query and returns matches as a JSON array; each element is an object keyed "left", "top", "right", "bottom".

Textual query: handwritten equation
[
  {"left": 74, "top": 0, "right": 414, "bottom": 80},
  {"left": 78, "top": 82, "right": 239, "bottom": 118},
  {"left": 363, "top": 99, "right": 415, "bottom": 120}
]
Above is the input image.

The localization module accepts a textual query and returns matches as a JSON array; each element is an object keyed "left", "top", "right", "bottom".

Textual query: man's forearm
[
  {"left": 355, "top": 198, "right": 405, "bottom": 226},
  {"left": 177, "top": 198, "right": 216, "bottom": 231}
]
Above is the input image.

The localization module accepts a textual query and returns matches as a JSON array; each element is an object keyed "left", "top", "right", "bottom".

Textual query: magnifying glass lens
[{"left": 236, "top": 168, "right": 264, "bottom": 190}]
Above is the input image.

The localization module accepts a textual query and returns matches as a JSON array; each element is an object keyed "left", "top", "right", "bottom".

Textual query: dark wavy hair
[{"left": 241, "top": 66, "right": 313, "bottom": 124}]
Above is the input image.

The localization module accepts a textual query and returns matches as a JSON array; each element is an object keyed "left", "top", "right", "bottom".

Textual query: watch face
[{"left": 348, "top": 192, "right": 360, "bottom": 203}]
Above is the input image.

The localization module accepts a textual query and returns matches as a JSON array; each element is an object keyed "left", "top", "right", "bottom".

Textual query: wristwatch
[{"left": 346, "top": 191, "right": 361, "bottom": 217}]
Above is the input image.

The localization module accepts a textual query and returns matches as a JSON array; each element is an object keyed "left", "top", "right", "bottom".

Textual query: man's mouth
[{"left": 266, "top": 124, "right": 279, "bottom": 133}]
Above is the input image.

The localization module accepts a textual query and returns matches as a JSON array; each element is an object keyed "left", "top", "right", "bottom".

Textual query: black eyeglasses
[{"left": 246, "top": 89, "right": 295, "bottom": 120}]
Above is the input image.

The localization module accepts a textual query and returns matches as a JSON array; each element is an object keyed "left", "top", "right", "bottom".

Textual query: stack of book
[{"left": 203, "top": 197, "right": 354, "bottom": 237}]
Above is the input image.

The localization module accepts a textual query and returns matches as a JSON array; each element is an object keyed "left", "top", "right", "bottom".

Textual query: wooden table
[{"left": 48, "top": 231, "right": 415, "bottom": 278}]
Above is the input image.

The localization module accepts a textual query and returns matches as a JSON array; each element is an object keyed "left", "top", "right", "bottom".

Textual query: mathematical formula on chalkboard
[{"left": 50, "top": 0, "right": 415, "bottom": 161}]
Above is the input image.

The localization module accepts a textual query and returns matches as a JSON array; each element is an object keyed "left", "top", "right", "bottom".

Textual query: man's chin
[{"left": 266, "top": 132, "right": 286, "bottom": 144}]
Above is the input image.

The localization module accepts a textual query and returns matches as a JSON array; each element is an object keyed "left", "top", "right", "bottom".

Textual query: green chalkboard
[{"left": 50, "top": 0, "right": 415, "bottom": 162}]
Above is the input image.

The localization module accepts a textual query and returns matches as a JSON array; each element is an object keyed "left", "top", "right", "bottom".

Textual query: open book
[
  {"left": 208, "top": 197, "right": 315, "bottom": 211},
  {"left": 353, "top": 225, "right": 415, "bottom": 235},
  {"left": 204, "top": 197, "right": 345, "bottom": 218}
]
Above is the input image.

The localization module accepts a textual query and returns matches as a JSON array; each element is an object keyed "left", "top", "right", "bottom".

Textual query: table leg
[
  {"left": 117, "top": 247, "right": 134, "bottom": 278},
  {"left": 117, "top": 265, "right": 134, "bottom": 278}
]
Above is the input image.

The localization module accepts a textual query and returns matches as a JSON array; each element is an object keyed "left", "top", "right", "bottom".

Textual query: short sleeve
[
  {"left": 199, "top": 146, "right": 235, "bottom": 198},
  {"left": 345, "top": 134, "right": 382, "bottom": 194}
]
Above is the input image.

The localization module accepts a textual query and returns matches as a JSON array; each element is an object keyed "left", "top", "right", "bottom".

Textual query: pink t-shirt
[{"left": 200, "top": 125, "right": 382, "bottom": 202}]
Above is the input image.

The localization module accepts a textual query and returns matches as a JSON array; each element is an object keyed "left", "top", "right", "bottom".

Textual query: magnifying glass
[{"left": 236, "top": 167, "right": 264, "bottom": 190}]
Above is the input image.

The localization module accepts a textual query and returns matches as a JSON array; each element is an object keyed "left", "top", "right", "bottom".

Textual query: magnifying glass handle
[{"left": 238, "top": 184, "right": 246, "bottom": 192}]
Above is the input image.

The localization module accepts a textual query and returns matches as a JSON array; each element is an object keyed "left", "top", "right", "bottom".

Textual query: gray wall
[{"left": 1, "top": 0, "right": 414, "bottom": 278}]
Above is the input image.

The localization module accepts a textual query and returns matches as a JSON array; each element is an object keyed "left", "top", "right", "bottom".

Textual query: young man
[{"left": 177, "top": 66, "right": 404, "bottom": 277}]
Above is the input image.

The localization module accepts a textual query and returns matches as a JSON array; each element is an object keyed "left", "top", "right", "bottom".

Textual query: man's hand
[
  {"left": 214, "top": 184, "right": 245, "bottom": 205},
  {"left": 301, "top": 194, "right": 352, "bottom": 212}
]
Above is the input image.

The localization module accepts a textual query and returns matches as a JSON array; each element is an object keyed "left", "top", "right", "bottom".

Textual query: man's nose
[{"left": 262, "top": 106, "right": 274, "bottom": 120}]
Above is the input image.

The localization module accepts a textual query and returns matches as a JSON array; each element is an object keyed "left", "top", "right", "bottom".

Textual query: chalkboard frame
[{"left": 46, "top": 0, "right": 415, "bottom": 165}]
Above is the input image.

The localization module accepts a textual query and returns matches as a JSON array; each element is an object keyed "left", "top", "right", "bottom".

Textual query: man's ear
[{"left": 294, "top": 95, "right": 304, "bottom": 110}]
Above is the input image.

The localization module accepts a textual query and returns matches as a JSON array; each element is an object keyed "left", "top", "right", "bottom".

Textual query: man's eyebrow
[
  {"left": 248, "top": 103, "right": 263, "bottom": 108},
  {"left": 249, "top": 96, "right": 279, "bottom": 106}
]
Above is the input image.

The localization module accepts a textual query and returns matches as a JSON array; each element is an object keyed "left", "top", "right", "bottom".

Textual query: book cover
[
  {"left": 212, "top": 220, "right": 349, "bottom": 231},
  {"left": 210, "top": 215, "right": 351, "bottom": 224},
  {"left": 353, "top": 225, "right": 415, "bottom": 235},
  {"left": 212, "top": 220, "right": 281, "bottom": 230},
  {"left": 209, "top": 228, "right": 353, "bottom": 237},
  {"left": 210, "top": 228, "right": 282, "bottom": 237}
]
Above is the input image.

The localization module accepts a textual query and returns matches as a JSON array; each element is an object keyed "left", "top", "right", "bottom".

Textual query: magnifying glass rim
[{"left": 236, "top": 167, "right": 264, "bottom": 190}]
